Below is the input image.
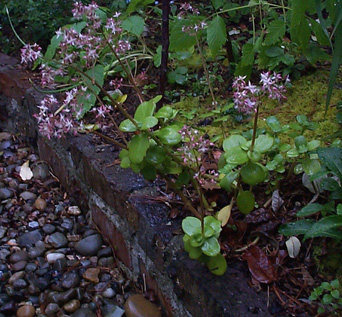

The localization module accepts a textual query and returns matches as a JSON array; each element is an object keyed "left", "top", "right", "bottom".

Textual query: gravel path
[{"left": 0, "top": 132, "right": 160, "bottom": 316}]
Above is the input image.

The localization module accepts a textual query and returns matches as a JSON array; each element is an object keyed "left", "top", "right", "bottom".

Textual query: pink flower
[{"left": 20, "top": 44, "right": 42, "bottom": 64}]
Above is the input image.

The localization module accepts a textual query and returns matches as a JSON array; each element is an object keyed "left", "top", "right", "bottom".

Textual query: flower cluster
[
  {"left": 20, "top": 44, "right": 42, "bottom": 65},
  {"left": 179, "top": 2, "right": 200, "bottom": 15},
  {"left": 233, "top": 72, "right": 289, "bottom": 114},
  {"left": 20, "top": 1, "right": 132, "bottom": 139},
  {"left": 177, "top": 125, "right": 217, "bottom": 184},
  {"left": 181, "top": 22, "right": 207, "bottom": 36}
]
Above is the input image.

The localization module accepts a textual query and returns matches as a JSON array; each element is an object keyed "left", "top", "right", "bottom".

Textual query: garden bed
[{"left": 0, "top": 54, "right": 275, "bottom": 316}]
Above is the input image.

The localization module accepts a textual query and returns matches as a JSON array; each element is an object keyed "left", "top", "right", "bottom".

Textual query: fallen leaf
[
  {"left": 19, "top": 160, "right": 33, "bottom": 181},
  {"left": 242, "top": 245, "right": 277, "bottom": 284},
  {"left": 217, "top": 199, "right": 233, "bottom": 226},
  {"left": 272, "top": 189, "right": 284, "bottom": 212},
  {"left": 285, "top": 236, "right": 301, "bottom": 258}
]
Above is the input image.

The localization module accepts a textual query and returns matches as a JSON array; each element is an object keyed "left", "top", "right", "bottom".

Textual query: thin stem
[
  {"left": 164, "top": 175, "right": 201, "bottom": 218},
  {"left": 92, "top": 130, "right": 127, "bottom": 150},
  {"left": 195, "top": 33, "right": 216, "bottom": 107},
  {"left": 250, "top": 103, "right": 260, "bottom": 153}
]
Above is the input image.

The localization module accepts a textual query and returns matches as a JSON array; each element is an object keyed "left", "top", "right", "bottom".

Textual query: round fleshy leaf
[
  {"left": 189, "top": 233, "right": 205, "bottom": 247},
  {"left": 224, "top": 147, "right": 248, "bottom": 165},
  {"left": 204, "top": 216, "right": 222, "bottom": 238},
  {"left": 141, "top": 116, "right": 158, "bottom": 130},
  {"left": 128, "top": 133, "right": 150, "bottom": 164},
  {"left": 247, "top": 149, "right": 262, "bottom": 162},
  {"left": 141, "top": 165, "right": 156, "bottom": 181},
  {"left": 302, "top": 158, "right": 321, "bottom": 176},
  {"left": 120, "top": 156, "right": 131, "bottom": 169},
  {"left": 182, "top": 217, "right": 201, "bottom": 236},
  {"left": 236, "top": 190, "right": 255, "bottom": 214},
  {"left": 119, "top": 119, "right": 137, "bottom": 132},
  {"left": 220, "top": 171, "right": 239, "bottom": 192},
  {"left": 154, "top": 125, "right": 181, "bottom": 145},
  {"left": 134, "top": 100, "right": 156, "bottom": 122},
  {"left": 241, "top": 161, "right": 267, "bottom": 186},
  {"left": 145, "top": 146, "right": 166, "bottom": 164},
  {"left": 294, "top": 136, "right": 308, "bottom": 153},
  {"left": 253, "top": 134, "right": 274, "bottom": 153},
  {"left": 266, "top": 116, "right": 282, "bottom": 133},
  {"left": 223, "top": 135, "right": 247, "bottom": 151},
  {"left": 207, "top": 253, "right": 227, "bottom": 276},
  {"left": 201, "top": 236, "right": 220, "bottom": 257},
  {"left": 155, "top": 105, "right": 174, "bottom": 119}
]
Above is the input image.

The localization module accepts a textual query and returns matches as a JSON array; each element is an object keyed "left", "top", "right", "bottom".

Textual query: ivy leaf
[
  {"left": 122, "top": 15, "right": 145, "bottom": 37},
  {"left": 128, "top": 133, "right": 150, "bottom": 164},
  {"left": 265, "top": 20, "right": 286, "bottom": 45},
  {"left": 207, "top": 15, "right": 227, "bottom": 57}
]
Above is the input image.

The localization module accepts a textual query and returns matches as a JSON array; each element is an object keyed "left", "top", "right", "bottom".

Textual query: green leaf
[
  {"left": 310, "top": 18, "right": 330, "bottom": 46},
  {"left": 241, "top": 162, "right": 267, "bottom": 185},
  {"left": 321, "top": 178, "right": 341, "bottom": 192},
  {"left": 295, "top": 135, "right": 308, "bottom": 153},
  {"left": 223, "top": 135, "right": 247, "bottom": 151},
  {"left": 279, "top": 219, "right": 315, "bottom": 236},
  {"left": 145, "top": 145, "right": 166, "bottom": 164},
  {"left": 240, "top": 43, "right": 255, "bottom": 67},
  {"left": 224, "top": 147, "right": 249, "bottom": 165},
  {"left": 207, "top": 253, "right": 227, "bottom": 276},
  {"left": 170, "top": 19, "right": 197, "bottom": 51},
  {"left": 331, "top": 290, "right": 340, "bottom": 299},
  {"left": 207, "top": 15, "right": 227, "bottom": 57},
  {"left": 304, "top": 215, "right": 342, "bottom": 240},
  {"left": 128, "top": 133, "right": 150, "bottom": 164},
  {"left": 220, "top": 171, "right": 239, "bottom": 192},
  {"left": 265, "top": 46, "right": 284, "bottom": 58},
  {"left": 126, "top": 0, "right": 154, "bottom": 14},
  {"left": 297, "top": 203, "right": 324, "bottom": 217},
  {"left": 236, "top": 190, "right": 255, "bottom": 215},
  {"left": 141, "top": 164, "right": 156, "bottom": 180},
  {"left": 154, "top": 125, "right": 181, "bottom": 145},
  {"left": 204, "top": 216, "right": 222, "bottom": 238},
  {"left": 201, "top": 236, "right": 220, "bottom": 257},
  {"left": 265, "top": 20, "right": 286, "bottom": 45},
  {"left": 189, "top": 233, "right": 205, "bottom": 247},
  {"left": 119, "top": 119, "right": 137, "bottom": 132},
  {"left": 266, "top": 116, "right": 282, "bottom": 133},
  {"left": 140, "top": 116, "right": 158, "bottom": 130},
  {"left": 134, "top": 100, "right": 156, "bottom": 122},
  {"left": 120, "top": 157, "right": 131, "bottom": 169},
  {"left": 44, "top": 35, "right": 62, "bottom": 60},
  {"left": 78, "top": 64, "right": 104, "bottom": 115},
  {"left": 182, "top": 217, "right": 201, "bottom": 236},
  {"left": 317, "top": 147, "right": 342, "bottom": 179},
  {"left": 322, "top": 294, "right": 334, "bottom": 305},
  {"left": 122, "top": 15, "right": 145, "bottom": 37},
  {"left": 302, "top": 158, "right": 321, "bottom": 176},
  {"left": 254, "top": 134, "right": 274, "bottom": 153},
  {"left": 155, "top": 106, "right": 174, "bottom": 119},
  {"left": 307, "top": 140, "right": 321, "bottom": 151}
]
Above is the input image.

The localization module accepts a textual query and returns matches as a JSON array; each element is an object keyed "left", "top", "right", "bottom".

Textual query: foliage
[
  {"left": 309, "top": 279, "right": 342, "bottom": 315},
  {"left": 182, "top": 216, "right": 227, "bottom": 275},
  {"left": 279, "top": 147, "right": 342, "bottom": 240}
]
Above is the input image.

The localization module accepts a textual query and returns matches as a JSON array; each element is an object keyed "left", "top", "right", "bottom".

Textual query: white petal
[{"left": 19, "top": 160, "right": 33, "bottom": 181}]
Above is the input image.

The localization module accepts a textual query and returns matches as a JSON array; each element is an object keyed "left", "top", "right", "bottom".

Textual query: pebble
[
  {"left": 42, "top": 224, "right": 56, "bottom": 234},
  {"left": 61, "top": 272, "right": 80, "bottom": 289},
  {"left": 124, "top": 294, "right": 161, "bottom": 317},
  {"left": 32, "top": 163, "right": 50, "bottom": 180},
  {"left": 0, "top": 249, "right": 10, "bottom": 260},
  {"left": 19, "top": 191, "right": 37, "bottom": 201},
  {"left": 105, "top": 305, "right": 125, "bottom": 317},
  {"left": 28, "top": 221, "right": 39, "bottom": 230},
  {"left": 74, "top": 234, "right": 102, "bottom": 256},
  {"left": 68, "top": 206, "right": 81, "bottom": 215},
  {"left": 71, "top": 308, "right": 96, "bottom": 317},
  {"left": 12, "top": 261, "right": 27, "bottom": 271},
  {"left": 0, "top": 188, "right": 13, "bottom": 200},
  {"left": 17, "top": 230, "right": 43, "bottom": 247},
  {"left": 63, "top": 299, "right": 81, "bottom": 313},
  {"left": 9, "top": 271, "right": 25, "bottom": 284},
  {"left": 46, "top": 252, "right": 66, "bottom": 264},
  {"left": 45, "top": 303, "right": 60, "bottom": 316},
  {"left": 13, "top": 278, "right": 27, "bottom": 290},
  {"left": 83, "top": 268, "right": 100, "bottom": 284},
  {"left": 0, "top": 227, "right": 7, "bottom": 239},
  {"left": 10, "top": 251, "right": 28, "bottom": 263},
  {"left": 47, "top": 232, "right": 68, "bottom": 248},
  {"left": 103, "top": 288, "right": 116, "bottom": 299},
  {"left": 33, "top": 197, "right": 47, "bottom": 211},
  {"left": 16, "top": 304, "right": 35, "bottom": 317}
]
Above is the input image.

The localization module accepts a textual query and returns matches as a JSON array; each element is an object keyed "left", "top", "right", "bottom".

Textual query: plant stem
[
  {"left": 195, "top": 33, "right": 216, "bottom": 107},
  {"left": 250, "top": 103, "right": 260, "bottom": 153},
  {"left": 92, "top": 130, "right": 127, "bottom": 150}
]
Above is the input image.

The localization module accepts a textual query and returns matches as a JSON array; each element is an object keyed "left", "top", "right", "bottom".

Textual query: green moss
[{"left": 261, "top": 69, "right": 342, "bottom": 141}]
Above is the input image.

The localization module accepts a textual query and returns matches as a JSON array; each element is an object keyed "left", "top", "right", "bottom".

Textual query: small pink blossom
[{"left": 20, "top": 44, "right": 42, "bottom": 64}]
